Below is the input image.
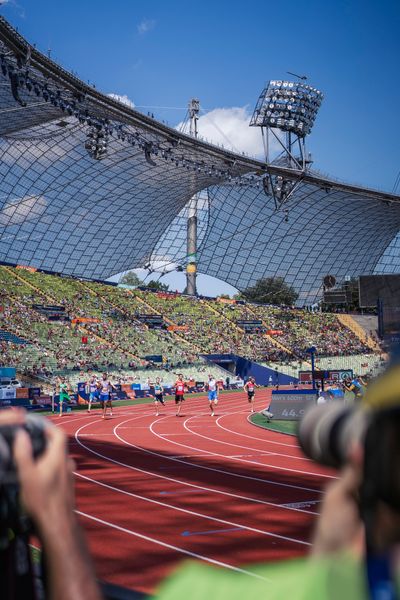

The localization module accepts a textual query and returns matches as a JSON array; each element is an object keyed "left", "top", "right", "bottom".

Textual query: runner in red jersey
[
  {"left": 244, "top": 376, "right": 259, "bottom": 413},
  {"left": 174, "top": 373, "right": 185, "bottom": 417}
]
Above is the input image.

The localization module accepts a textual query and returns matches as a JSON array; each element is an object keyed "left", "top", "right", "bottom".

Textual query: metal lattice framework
[{"left": 0, "top": 16, "right": 399, "bottom": 303}]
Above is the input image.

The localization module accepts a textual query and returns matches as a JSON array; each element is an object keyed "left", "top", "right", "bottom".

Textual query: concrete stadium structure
[{"left": 0, "top": 17, "right": 399, "bottom": 304}]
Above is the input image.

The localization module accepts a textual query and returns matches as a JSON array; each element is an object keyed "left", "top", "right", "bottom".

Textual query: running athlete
[
  {"left": 99, "top": 372, "right": 116, "bottom": 419},
  {"left": 154, "top": 377, "right": 165, "bottom": 416},
  {"left": 86, "top": 375, "right": 98, "bottom": 413},
  {"left": 207, "top": 374, "right": 218, "bottom": 417},
  {"left": 58, "top": 376, "right": 71, "bottom": 417},
  {"left": 174, "top": 374, "right": 185, "bottom": 417},
  {"left": 244, "top": 376, "right": 258, "bottom": 413}
]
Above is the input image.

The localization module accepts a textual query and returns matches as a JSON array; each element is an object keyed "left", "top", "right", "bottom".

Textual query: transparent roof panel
[{"left": 0, "top": 16, "right": 398, "bottom": 304}]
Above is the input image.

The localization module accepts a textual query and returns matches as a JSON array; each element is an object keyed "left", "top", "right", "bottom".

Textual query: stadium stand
[
  {"left": 0, "top": 266, "right": 383, "bottom": 390},
  {"left": 336, "top": 313, "right": 380, "bottom": 352}
]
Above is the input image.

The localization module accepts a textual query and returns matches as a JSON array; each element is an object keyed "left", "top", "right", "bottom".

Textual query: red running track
[{"left": 50, "top": 389, "right": 335, "bottom": 594}]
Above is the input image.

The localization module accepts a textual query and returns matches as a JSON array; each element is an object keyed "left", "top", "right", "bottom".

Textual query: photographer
[
  {"left": 311, "top": 364, "right": 400, "bottom": 598},
  {"left": 156, "top": 365, "right": 400, "bottom": 600},
  {"left": 1, "top": 409, "right": 102, "bottom": 600}
]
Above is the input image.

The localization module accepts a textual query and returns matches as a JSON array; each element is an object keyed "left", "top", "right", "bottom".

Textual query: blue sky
[
  {"left": 1, "top": 0, "right": 399, "bottom": 294},
  {"left": 2, "top": 0, "right": 399, "bottom": 191}
]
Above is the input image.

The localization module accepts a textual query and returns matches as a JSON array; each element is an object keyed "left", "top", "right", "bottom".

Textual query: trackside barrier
[{"left": 268, "top": 389, "right": 317, "bottom": 420}]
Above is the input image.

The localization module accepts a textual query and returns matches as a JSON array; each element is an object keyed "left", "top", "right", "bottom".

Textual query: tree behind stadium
[
  {"left": 240, "top": 277, "right": 298, "bottom": 306},
  {"left": 120, "top": 271, "right": 142, "bottom": 287},
  {"left": 147, "top": 280, "right": 170, "bottom": 292}
]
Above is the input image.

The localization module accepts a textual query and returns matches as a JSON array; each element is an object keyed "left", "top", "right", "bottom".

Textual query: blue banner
[
  {"left": 77, "top": 381, "right": 88, "bottom": 400},
  {"left": 0, "top": 367, "right": 16, "bottom": 378}
]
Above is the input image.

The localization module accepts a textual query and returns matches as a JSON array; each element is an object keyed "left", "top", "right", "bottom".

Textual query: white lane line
[
  {"left": 116, "top": 417, "right": 322, "bottom": 495},
  {"left": 215, "top": 412, "right": 300, "bottom": 449},
  {"left": 229, "top": 454, "right": 277, "bottom": 458},
  {"left": 117, "top": 426, "right": 157, "bottom": 429},
  {"left": 159, "top": 433, "right": 195, "bottom": 436},
  {"left": 169, "top": 454, "right": 222, "bottom": 458},
  {"left": 207, "top": 394, "right": 300, "bottom": 447},
  {"left": 74, "top": 419, "right": 320, "bottom": 513},
  {"left": 74, "top": 470, "right": 311, "bottom": 547},
  {"left": 185, "top": 412, "right": 310, "bottom": 462},
  {"left": 76, "top": 509, "right": 269, "bottom": 580},
  {"left": 78, "top": 433, "right": 120, "bottom": 437},
  {"left": 53, "top": 407, "right": 155, "bottom": 429},
  {"left": 148, "top": 417, "right": 332, "bottom": 481}
]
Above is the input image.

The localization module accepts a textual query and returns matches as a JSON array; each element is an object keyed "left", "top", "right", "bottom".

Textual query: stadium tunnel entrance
[{"left": 202, "top": 354, "right": 298, "bottom": 386}]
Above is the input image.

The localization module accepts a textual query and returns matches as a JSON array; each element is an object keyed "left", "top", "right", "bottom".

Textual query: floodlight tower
[
  {"left": 186, "top": 98, "right": 200, "bottom": 295},
  {"left": 250, "top": 80, "right": 323, "bottom": 208}
]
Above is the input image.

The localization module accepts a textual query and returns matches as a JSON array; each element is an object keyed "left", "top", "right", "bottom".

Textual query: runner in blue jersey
[
  {"left": 207, "top": 374, "right": 218, "bottom": 417},
  {"left": 99, "top": 372, "right": 116, "bottom": 419}
]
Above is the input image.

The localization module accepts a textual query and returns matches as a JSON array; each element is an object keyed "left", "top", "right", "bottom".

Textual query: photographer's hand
[
  {"left": 12, "top": 415, "right": 102, "bottom": 600},
  {"left": 312, "top": 445, "right": 365, "bottom": 557}
]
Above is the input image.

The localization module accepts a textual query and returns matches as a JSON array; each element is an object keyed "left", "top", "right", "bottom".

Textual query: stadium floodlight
[
  {"left": 250, "top": 79, "right": 324, "bottom": 210},
  {"left": 84, "top": 125, "right": 108, "bottom": 160},
  {"left": 250, "top": 80, "right": 323, "bottom": 137}
]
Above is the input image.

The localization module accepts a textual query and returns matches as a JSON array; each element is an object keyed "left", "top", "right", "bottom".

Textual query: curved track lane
[{"left": 52, "top": 391, "right": 334, "bottom": 594}]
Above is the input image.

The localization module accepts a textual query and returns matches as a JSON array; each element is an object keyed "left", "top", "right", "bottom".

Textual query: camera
[
  {"left": 0, "top": 414, "right": 49, "bottom": 600},
  {"left": 0, "top": 414, "right": 48, "bottom": 484},
  {"left": 298, "top": 402, "right": 369, "bottom": 469},
  {"left": 298, "top": 373, "right": 400, "bottom": 512}
]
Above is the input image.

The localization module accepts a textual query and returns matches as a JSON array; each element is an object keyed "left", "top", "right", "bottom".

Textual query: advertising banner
[
  {"left": 0, "top": 387, "right": 16, "bottom": 401},
  {"left": 299, "top": 369, "right": 353, "bottom": 383},
  {"left": 121, "top": 384, "right": 135, "bottom": 398},
  {"left": 268, "top": 390, "right": 317, "bottom": 420},
  {"left": 157, "top": 292, "right": 178, "bottom": 299},
  {"left": 0, "top": 397, "right": 30, "bottom": 407},
  {"left": 33, "top": 395, "right": 52, "bottom": 405},
  {"left": 77, "top": 382, "right": 88, "bottom": 404},
  {"left": 71, "top": 317, "right": 100, "bottom": 324},
  {"left": 0, "top": 367, "right": 17, "bottom": 378},
  {"left": 16, "top": 265, "right": 37, "bottom": 272},
  {"left": 330, "top": 370, "right": 353, "bottom": 381},
  {"left": 144, "top": 355, "right": 163, "bottom": 363}
]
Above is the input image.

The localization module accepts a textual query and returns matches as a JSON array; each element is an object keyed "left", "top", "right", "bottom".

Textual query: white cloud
[
  {"left": 137, "top": 18, "right": 156, "bottom": 35},
  {"left": 107, "top": 93, "right": 135, "bottom": 109},
  {"left": 0, "top": 0, "right": 25, "bottom": 17},
  {"left": 176, "top": 106, "right": 272, "bottom": 159}
]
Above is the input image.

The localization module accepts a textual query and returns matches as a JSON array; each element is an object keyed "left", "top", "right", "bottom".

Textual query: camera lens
[
  {"left": 298, "top": 404, "right": 367, "bottom": 469},
  {"left": 24, "top": 415, "right": 47, "bottom": 460},
  {"left": 0, "top": 415, "right": 48, "bottom": 484}
]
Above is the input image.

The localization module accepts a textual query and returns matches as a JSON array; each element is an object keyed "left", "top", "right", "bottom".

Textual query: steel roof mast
[{"left": 186, "top": 98, "right": 200, "bottom": 295}]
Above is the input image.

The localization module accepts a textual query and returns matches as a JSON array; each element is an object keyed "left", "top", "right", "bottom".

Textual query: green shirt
[
  {"left": 59, "top": 382, "right": 69, "bottom": 398},
  {"left": 156, "top": 554, "right": 400, "bottom": 600}
]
